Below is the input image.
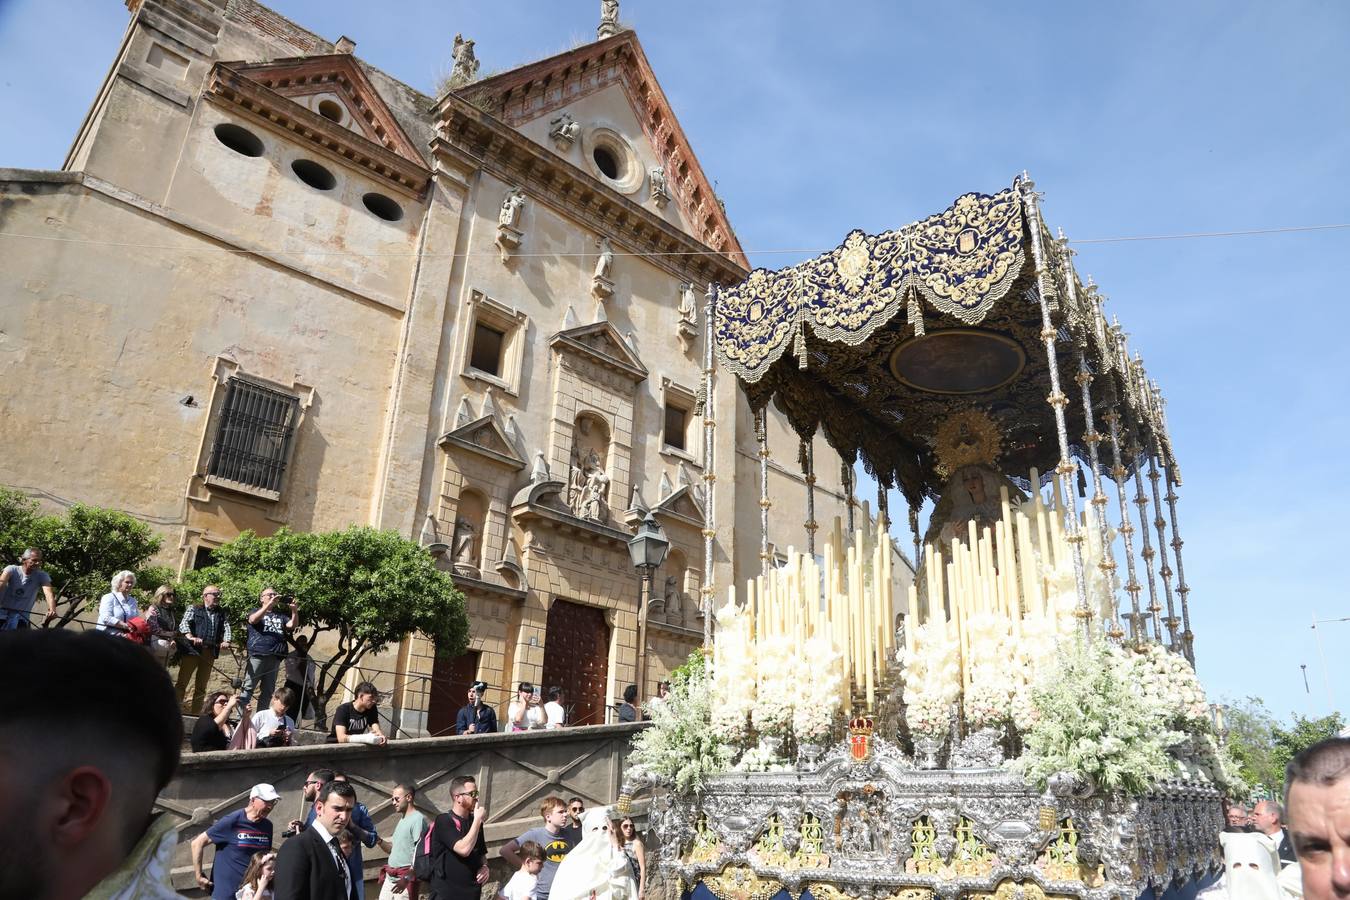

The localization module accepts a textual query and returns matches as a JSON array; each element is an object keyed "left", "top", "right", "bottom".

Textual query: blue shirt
[
  {"left": 456, "top": 702, "right": 499, "bottom": 735},
  {"left": 205, "top": 809, "right": 273, "bottom": 900},
  {"left": 245, "top": 606, "right": 289, "bottom": 656}
]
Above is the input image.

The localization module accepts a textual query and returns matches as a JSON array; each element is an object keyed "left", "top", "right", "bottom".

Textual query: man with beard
[
  {"left": 288, "top": 769, "right": 336, "bottom": 836},
  {"left": 0, "top": 628, "right": 183, "bottom": 898}
]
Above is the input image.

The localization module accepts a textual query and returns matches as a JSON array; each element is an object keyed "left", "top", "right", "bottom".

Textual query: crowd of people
[
  {"left": 3, "top": 548, "right": 665, "bottom": 755},
  {"left": 1, "top": 624, "right": 652, "bottom": 900}
]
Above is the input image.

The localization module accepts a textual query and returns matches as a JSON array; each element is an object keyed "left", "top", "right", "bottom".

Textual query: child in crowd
[
  {"left": 499, "top": 840, "right": 544, "bottom": 900},
  {"left": 235, "top": 850, "right": 277, "bottom": 900},
  {"left": 251, "top": 687, "right": 296, "bottom": 748}
]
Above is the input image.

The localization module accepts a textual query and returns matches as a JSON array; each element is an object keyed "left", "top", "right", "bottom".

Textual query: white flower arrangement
[
  {"left": 791, "top": 636, "right": 844, "bottom": 742},
  {"left": 629, "top": 652, "right": 736, "bottom": 793},
  {"left": 902, "top": 622, "right": 962, "bottom": 737},
  {"left": 1016, "top": 636, "right": 1181, "bottom": 795}
]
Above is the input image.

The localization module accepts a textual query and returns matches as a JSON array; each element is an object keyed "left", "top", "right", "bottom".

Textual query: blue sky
[{"left": 2, "top": 1, "right": 1347, "bottom": 721}]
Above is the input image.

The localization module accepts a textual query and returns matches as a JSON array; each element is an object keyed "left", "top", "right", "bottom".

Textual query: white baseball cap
[{"left": 250, "top": 783, "right": 280, "bottom": 802}]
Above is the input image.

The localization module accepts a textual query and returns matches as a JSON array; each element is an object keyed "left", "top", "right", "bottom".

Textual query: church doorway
[
  {"left": 426, "top": 648, "right": 480, "bottom": 736},
  {"left": 543, "top": 599, "right": 610, "bottom": 726}
]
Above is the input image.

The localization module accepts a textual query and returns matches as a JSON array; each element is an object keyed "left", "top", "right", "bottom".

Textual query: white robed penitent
[{"left": 549, "top": 808, "right": 636, "bottom": 900}]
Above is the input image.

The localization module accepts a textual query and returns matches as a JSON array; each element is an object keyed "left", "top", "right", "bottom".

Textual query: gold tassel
[
  {"left": 908, "top": 296, "right": 925, "bottom": 337},
  {"left": 795, "top": 324, "right": 807, "bottom": 369}
]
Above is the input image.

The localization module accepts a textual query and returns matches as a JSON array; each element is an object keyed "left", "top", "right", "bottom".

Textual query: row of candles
[
  {"left": 714, "top": 508, "right": 897, "bottom": 713},
  {"left": 713, "top": 468, "right": 1114, "bottom": 715},
  {"left": 905, "top": 467, "right": 1090, "bottom": 688}
]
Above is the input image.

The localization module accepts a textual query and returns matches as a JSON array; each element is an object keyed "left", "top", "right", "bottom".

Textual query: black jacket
[{"left": 274, "top": 824, "right": 356, "bottom": 900}]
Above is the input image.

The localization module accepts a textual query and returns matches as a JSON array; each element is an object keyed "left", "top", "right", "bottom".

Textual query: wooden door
[
  {"left": 543, "top": 599, "right": 610, "bottom": 727},
  {"left": 427, "top": 648, "right": 480, "bottom": 737}
]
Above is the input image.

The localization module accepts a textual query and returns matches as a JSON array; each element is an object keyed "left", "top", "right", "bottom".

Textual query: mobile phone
[{"left": 532, "top": 687, "right": 541, "bottom": 702}]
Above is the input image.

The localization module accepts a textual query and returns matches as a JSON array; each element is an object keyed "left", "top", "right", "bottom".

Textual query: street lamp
[{"left": 628, "top": 511, "right": 670, "bottom": 704}]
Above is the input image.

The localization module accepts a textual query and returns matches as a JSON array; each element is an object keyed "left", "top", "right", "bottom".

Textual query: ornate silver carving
[
  {"left": 949, "top": 728, "right": 1005, "bottom": 769},
  {"left": 638, "top": 746, "right": 1221, "bottom": 900}
]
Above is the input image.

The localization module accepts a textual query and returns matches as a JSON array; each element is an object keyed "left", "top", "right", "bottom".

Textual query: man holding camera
[
  {"left": 239, "top": 587, "right": 299, "bottom": 710},
  {"left": 455, "top": 681, "right": 498, "bottom": 735}
]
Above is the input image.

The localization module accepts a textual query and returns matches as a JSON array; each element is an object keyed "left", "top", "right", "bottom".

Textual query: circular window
[
  {"left": 580, "top": 125, "right": 643, "bottom": 194},
  {"left": 362, "top": 192, "right": 403, "bottom": 222},
  {"left": 592, "top": 146, "right": 620, "bottom": 180},
  {"left": 213, "top": 123, "right": 264, "bottom": 158},
  {"left": 291, "top": 158, "right": 336, "bottom": 191},
  {"left": 317, "top": 99, "right": 344, "bottom": 123}
]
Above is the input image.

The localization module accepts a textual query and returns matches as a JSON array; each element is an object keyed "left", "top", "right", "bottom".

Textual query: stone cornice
[
  {"left": 207, "top": 61, "right": 431, "bottom": 198},
  {"left": 459, "top": 32, "right": 746, "bottom": 269},
  {"left": 550, "top": 322, "right": 648, "bottom": 383},
  {"left": 431, "top": 95, "right": 748, "bottom": 290}
]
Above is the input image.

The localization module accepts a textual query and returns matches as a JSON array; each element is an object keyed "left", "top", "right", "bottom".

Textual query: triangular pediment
[
  {"left": 207, "top": 55, "right": 430, "bottom": 196},
  {"left": 550, "top": 321, "right": 648, "bottom": 383},
  {"left": 459, "top": 33, "right": 745, "bottom": 266},
  {"left": 438, "top": 415, "right": 526, "bottom": 470},
  {"left": 653, "top": 484, "right": 705, "bottom": 528}
]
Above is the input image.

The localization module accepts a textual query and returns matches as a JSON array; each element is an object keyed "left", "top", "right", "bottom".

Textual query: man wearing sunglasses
[
  {"left": 426, "top": 776, "right": 488, "bottom": 900},
  {"left": 177, "top": 584, "right": 233, "bottom": 713}
]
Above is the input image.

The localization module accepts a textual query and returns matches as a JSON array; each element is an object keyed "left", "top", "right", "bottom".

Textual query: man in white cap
[{"left": 191, "top": 783, "right": 279, "bottom": 900}]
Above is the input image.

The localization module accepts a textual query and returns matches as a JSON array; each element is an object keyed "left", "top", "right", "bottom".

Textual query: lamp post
[{"left": 628, "top": 511, "right": 670, "bottom": 704}]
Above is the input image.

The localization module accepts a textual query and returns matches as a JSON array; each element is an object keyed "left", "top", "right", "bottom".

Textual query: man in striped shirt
[{"left": 177, "top": 585, "right": 233, "bottom": 714}]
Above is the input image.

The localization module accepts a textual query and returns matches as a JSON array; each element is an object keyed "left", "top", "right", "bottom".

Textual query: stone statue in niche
[
  {"left": 449, "top": 34, "right": 480, "bottom": 87},
  {"left": 592, "top": 237, "right": 615, "bottom": 299},
  {"left": 549, "top": 112, "right": 580, "bottom": 151},
  {"left": 677, "top": 282, "right": 699, "bottom": 351},
  {"left": 597, "top": 0, "right": 620, "bottom": 38},
  {"left": 663, "top": 574, "right": 680, "bottom": 615},
  {"left": 451, "top": 516, "right": 478, "bottom": 575},
  {"left": 567, "top": 445, "right": 589, "bottom": 512},
  {"left": 649, "top": 166, "right": 671, "bottom": 208},
  {"left": 580, "top": 465, "right": 610, "bottom": 521}
]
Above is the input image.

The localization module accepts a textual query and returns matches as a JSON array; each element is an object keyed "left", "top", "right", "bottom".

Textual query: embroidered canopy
[{"left": 714, "top": 176, "right": 1174, "bottom": 505}]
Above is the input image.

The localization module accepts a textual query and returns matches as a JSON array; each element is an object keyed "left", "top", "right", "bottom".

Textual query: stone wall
[{"left": 162, "top": 723, "right": 650, "bottom": 895}]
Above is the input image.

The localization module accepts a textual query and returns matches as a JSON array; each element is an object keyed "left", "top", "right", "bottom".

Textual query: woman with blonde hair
[
  {"left": 97, "top": 570, "right": 139, "bottom": 635},
  {"left": 235, "top": 849, "right": 277, "bottom": 900}
]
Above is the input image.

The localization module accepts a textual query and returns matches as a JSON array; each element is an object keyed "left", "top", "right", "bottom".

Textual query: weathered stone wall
[{"left": 161, "top": 723, "right": 650, "bottom": 896}]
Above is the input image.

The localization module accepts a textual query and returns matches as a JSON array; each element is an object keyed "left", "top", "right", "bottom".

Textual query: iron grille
[{"left": 207, "top": 377, "right": 299, "bottom": 494}]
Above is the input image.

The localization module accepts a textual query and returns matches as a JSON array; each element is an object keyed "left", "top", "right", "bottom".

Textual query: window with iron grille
[{"left": 206, "top": 377, "right": 300, "bottom": 496}]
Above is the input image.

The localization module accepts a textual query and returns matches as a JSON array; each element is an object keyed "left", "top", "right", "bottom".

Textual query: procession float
[{"left": 620, "top": 175, "right": 1238, "bottom": 900}]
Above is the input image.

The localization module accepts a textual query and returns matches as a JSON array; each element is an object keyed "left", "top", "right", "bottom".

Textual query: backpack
[{"left": 413, "top": 816, "right": 440, "bottom": 882}]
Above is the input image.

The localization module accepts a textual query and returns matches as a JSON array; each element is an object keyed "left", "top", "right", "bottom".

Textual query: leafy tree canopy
[
  {"left": 181, "top": 526, "right": 468, "bottom": 706},
  {"left": 0, "top": 490, "right": 164, "bottom": 625}
]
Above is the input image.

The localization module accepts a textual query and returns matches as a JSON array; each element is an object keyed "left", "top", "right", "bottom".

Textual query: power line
[{"left": 0, "top": 221, "right": 1345, "bottom": 260}]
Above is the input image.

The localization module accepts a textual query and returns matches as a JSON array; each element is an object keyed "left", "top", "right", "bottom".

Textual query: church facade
[{"left": 0, "top": 0, "right": 909, "bottom": 731}]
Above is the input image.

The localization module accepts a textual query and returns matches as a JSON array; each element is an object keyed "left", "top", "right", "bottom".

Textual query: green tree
[
  {"left": 0, "top": 489, "right": 43, "bottom": 565},
  {"left": 32, "top": 503, "right": 165, "bottom": 626},
  {"left": 0, "top": 493, "right": 164, "bottom": 625},
  {"left": 181, "top": 526, "right": 468, "bottom": 708},
  {"left": 1221, "top": 696, "right": 1282, "bottom": 797},
  {"left": 1272, "top": 711, "right": 1346, "bottom": 787}
]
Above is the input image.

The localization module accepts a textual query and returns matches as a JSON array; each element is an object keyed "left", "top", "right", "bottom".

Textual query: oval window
[
  {"left": 317, "top": 99, "right": 344, "bottom": 123},
  {"left": 362, "top": 192, "right": 404, "bottom": 222},
  {"left": 291, "top": 158, "right": 337, "bottom": 191},
  {"left": 213, "top": 123, "right": 264, "bottom": 158},
  {"left": 592, "top": 145, "right": 621, "bottom": 180}
]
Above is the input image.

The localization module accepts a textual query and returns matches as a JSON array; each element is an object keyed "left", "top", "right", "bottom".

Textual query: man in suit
[
  {"left": 275, "top": 780, "right": 358, "bottom": 900},
  {"left": 1252, "top": 799, "right": 1298, "bottom": 867}
]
